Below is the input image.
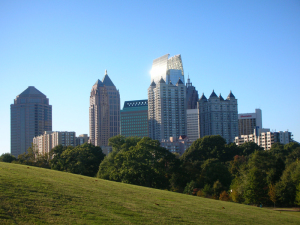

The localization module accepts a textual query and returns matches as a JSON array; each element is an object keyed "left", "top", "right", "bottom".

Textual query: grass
[{"left": 0, "top": 162, "right": 300, "bottom": 224}]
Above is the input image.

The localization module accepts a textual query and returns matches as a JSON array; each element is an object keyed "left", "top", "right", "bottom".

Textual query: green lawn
[{"left": 0, "top": 162, "right": 299, "bottom": 224}]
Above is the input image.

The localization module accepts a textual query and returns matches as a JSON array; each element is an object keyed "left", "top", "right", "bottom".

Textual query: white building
[
  {"left": 198, "top": 90, "right": 238, "bottom": 143},
  {"left": 238, "top": 109, "right": 262, "bottom": 136},
  {"left": 148, "top": 77, "right": 187, "bottom": 141},
  {"left": 33, "top": 131, "right": 76, "bottom": 155},
  {"left": 235, "top": 128, "right": 293, "bottom": 150}
]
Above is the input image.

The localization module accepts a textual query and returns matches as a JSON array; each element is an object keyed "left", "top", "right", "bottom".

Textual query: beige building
[
  {"left": 33, "top": 131, "right": 76, "bottom": 155},
  {"left": 160, "top": 135, "right": 192, "bottom": 156},
  {"left": 235, "top": 129, "right": 293, "bottom": 150},
  {"left": 89, "top": 70, "right": 120, "bottom": 147},
  {"left": 76, "top": 134, "right": 89, "bottom": 146}
]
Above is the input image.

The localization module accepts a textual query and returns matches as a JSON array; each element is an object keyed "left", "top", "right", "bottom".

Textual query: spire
[
  {"left": 150, "top": 80, "right": 156, "bottom": 87},
  {"left": 176, "top": 78, "right": 183, "bottom": 85},
  {"left": 199, "top": 93, "right": 207, "bottom": 101},
  {"left": 227, "top": 90, "right": 235, "bottom": 100},
  {"left": 94, "top": 79, "right": 103, "bottom": 87},
  {"left": 186, "top": 74, "right": 191, "bottom": 87},
  {"left": 159, "top": 77, "right": 166, "bottom": 83},
  {"left": 209, "top": 90, "right": 218, "bottom": 99},
  {"left": 219, "top": 94, "right": 224, "bottom": 101},
  {"left": 102, "top": 71, "right": 115, "bottom": 86},
  {"left": 169, "top": 80, "right": 173, "bottom": 85}
]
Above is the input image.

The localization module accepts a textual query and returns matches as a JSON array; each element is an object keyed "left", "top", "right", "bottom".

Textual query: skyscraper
[
  {"left": 89, "top": 70, "right": 120, "bottom": 147},
  {"left": 11, "top": 86, "right": 52, "bottom": 157},
  {"left": 186, "top": 76, "right": 199, "bottom": 109},
  {"left": 238, "top": 109, "right": 262, "bottom": 136},
  {"left": 150, "top": 54, "right": 184, "bottom": 85},
  {"left": 148, "top": 78, "right": 187, "bottom": 141},
  {"left": 198, "top": 90, "right": 238, "bottom": 143}
]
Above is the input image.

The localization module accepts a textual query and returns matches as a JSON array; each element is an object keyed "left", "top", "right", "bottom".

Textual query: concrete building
[
  {"left": 76, "top": 134, "right": 89, "bottom": 146},
  {"left": 187, "top": 109, "right": 199, "bottom": 142},
  {"left": 238, "top": 109, "right": 262, "bottom": 136},
  {"left": 186, "top": 76, "right": 198, "bottom": 109},
  {"left": 148, "top": 78, "right": 187, "bottom": 141},
  {"left": 150, "top": 54, "right": 185, "bottom": 85},
  {"left": 89, "top": 70, "right": 120, "bottom": 147},
  {"left": 160, "top": 135, "right": 193, "bottom": 156},
  {"left": 33, "top": 131, "right": 76, "bottom": 155},
  {"left": 235, "top": 129, "right": 294, "bottom": 150},
  {"left": 11, "top": 86, "right": 52, "bottom": 157},
  {"left": 120, "top": 100, "right": 148, "bottom": 137},
  {"left": 198, "top": 90, "right": 238, "bottom": 143}
]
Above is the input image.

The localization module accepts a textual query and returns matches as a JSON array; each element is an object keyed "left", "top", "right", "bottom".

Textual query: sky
[{"left": 1, "top": 0, "right": 299, "bottom": 155}]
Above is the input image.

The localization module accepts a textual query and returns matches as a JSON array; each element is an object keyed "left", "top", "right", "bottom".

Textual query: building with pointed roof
[
  {"left": 89, "top": 70, "right": 120, "bottom": 150},
  {"left": 148, "top": 78, "right": 187, "bottom": 141},
  {"left": 186, "top": 76, "right": 198, "bottom": 109},
  {"left": 11, "top": 86, "right": 52, "bottom": 157},
  {"left": 197, "top": 90, "right": 238, "bottom": 143}
]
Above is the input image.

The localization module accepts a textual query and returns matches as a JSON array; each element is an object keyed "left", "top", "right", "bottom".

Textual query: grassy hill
[{"left": 0, "top": 162, "right": 299, "bottom": 224}]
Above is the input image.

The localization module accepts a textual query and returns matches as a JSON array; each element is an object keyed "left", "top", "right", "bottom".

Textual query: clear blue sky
[{"left": 1, "top": 0, "right": 299, "bottom": 155}]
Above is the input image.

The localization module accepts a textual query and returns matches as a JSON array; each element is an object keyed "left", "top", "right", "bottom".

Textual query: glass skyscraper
[
  {"left": 150, "top": 54, "right": 184, "bottom": 85},
  {"left": 10, "top": 86, "right": 52, "bottom": 157}
]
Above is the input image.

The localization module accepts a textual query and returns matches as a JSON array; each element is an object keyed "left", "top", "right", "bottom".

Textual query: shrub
[{"left": 219, "top": 191, "right": 230, "bottom": 201}]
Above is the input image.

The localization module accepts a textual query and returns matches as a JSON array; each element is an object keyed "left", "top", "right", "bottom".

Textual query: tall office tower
[
  {"left": 198, "top": 90, "right": 238, "bottom": 143},
  {"left": 238, "top": 109, "right": 262, "bottom": 136},
  {"left": 89, "top": 70, "right": 120, "bottom": 147},
  {"left": 11, "top": 86, "right": 52, "bottom": 157},
  {"left": 148, "top": 78, "right": 187, "bottom": 141},
  {"left": 186, "top": 76, "right": 198, "bottom": 109},
  {"left": 150, "top": 54, "right": 185, "bottom": 85},
  {"left": 120, "top": 100, "right": 148, "bottom": 137}
]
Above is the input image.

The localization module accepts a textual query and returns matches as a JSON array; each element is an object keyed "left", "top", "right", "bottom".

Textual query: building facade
[
  {"left": 235, "top": 129, "right": 294, "bottom": 150},
  {"left": 187, "top": 108, "right": 199, "bottom": 142},
  {"left": 198, "top": 90, "right": 238, "bottom": 143},
  {"left": 120, "top": 100, "right": 148, "bottom": 137},
  {"left": 150, "top": 54, "right": 185, "bottom": 85},
  {"left": 33, "top": 131, "right": 76, "bottom": 155},
  {"left": 160, "top": 135, "right": 192, "bottom": 156},
  {"left": 186, "top": 76, "right": 198, "bottom": 109},
  {"left": 238, "top": 109, "right": 262, "bottom": 136},
  {"left": 89, "top": 70, "right": 120, "bottom": 147},
  {"left": 148, "top": 78, "right": 187, "bottom": 141},
  {"left": 76, "top": 134, "right": 89, "bottom": 146},
  {"left": 11, "top": 86, "right": 52, "bottom": 157}
]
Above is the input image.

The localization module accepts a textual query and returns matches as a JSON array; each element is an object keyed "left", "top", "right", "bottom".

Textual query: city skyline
[{"left": 1, "top": 1, "right": 300, "bottom": 155}]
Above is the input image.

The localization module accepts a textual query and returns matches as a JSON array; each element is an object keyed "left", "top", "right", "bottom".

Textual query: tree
[
  {"left": 0, "top": 153, "right": 16, "bottom": 163},
  {"left": 268, "top": 184, "right": 277, "bottom": 208},
  {"left": 238, "top": 142, "right": 263, "bottom": 156},
  {"left": 98, "top": 137, "right": 179, "bottom": 189},
  {"left": 51, "top": 143, "right": 105, "bottom": 177},
  {"left": 181, "top": 135, "right": 227, "bottom": 163}
]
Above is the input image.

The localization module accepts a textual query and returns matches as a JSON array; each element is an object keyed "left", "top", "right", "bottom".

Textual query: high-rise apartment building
[
  {"left": 238, "top": 109, "right": 262, "bottom": 136},
  {"left": 76, "top": 134, "right": 89, "bottom": 146},
  {"left": 89, "top": 70, "right": 120, "bottom": 147},
  {"left": 120, "top": 100, "right": 148, "bottom": 137},
  {"left": 11, "top": 86, "right": 52, "bottom": 157},
  {"left": 198, "top": 90, "right": 238, "bottom": 143},
  {"left": 150, "top": 54, "right": 185, "bottom": 85},
  {"left": 33, "top": 131, "right": 76, "bottom": 155},
  {"left": 186, "top": 76, "right": 198, "bottom": 109},
  {"left": 148, "top": 78, "right": 187, "bottom": 141}
]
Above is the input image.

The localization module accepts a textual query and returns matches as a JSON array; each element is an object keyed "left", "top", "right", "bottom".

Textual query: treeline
[{"left": 1, "top": 135, "right": 300, "bottom": 207}]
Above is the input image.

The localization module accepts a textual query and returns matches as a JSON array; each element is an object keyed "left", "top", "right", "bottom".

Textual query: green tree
[
  {"left": 268, "top": 184, "right": 277, "bottom": 208},
  {"left": 51, "top": 143, "right": 105, "bottom": 177},
  {"left": 0, "top": 153, "right": 16, "bottom": 163},
  {"left": 238, "top": 142, "right": 263, "bottom": 156}
]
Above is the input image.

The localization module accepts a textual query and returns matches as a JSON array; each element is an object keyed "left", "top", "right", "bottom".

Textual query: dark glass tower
[
  {"left": 186, "top": 76, "right": 198, "bottom": 109},
  {"left": 10, "top": 86, "right": 52, "bottom": 157}
]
